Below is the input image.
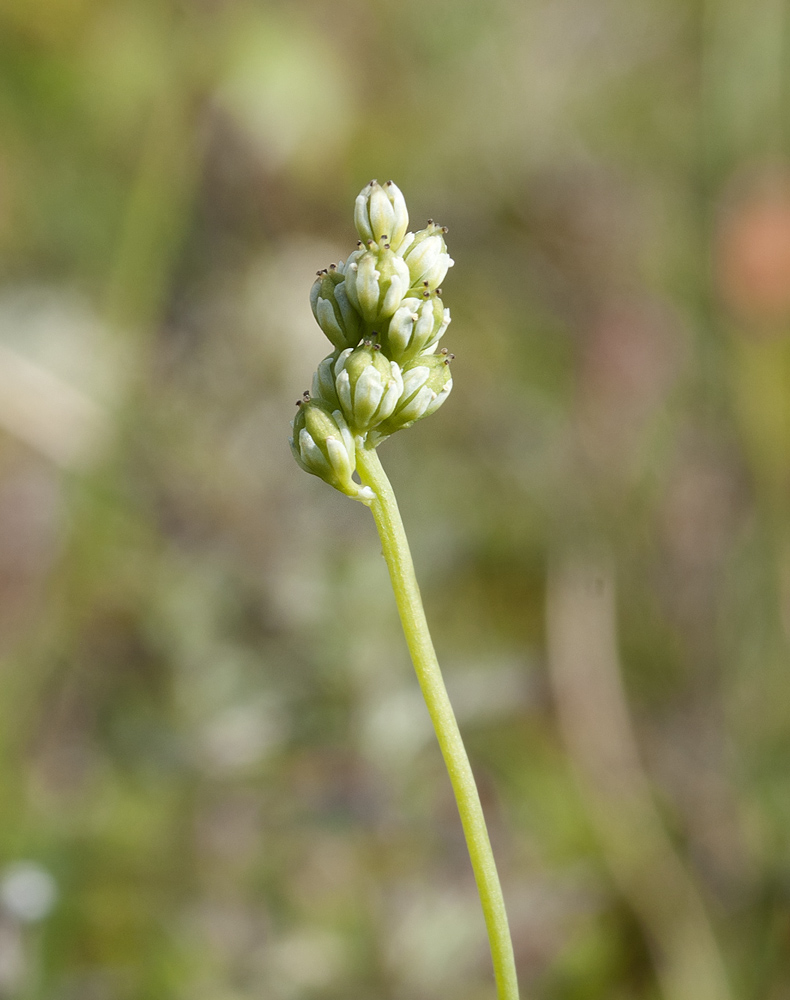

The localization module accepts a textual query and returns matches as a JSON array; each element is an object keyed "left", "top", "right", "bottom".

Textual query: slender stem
[{"left": 356, "top": 443, "right": 520, "bottom": 1000}]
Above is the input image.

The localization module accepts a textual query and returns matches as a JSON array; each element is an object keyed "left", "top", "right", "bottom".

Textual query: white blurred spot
[
  {"left": 0, "top": 862, "right": 58, "bottom": 923},
  {"left": 387, "top": 884, "right": 482, "bottom": 991},
  {"left": 361, "top": 685, "right": 432, "bottom": 766},
  {"left": 200, "top": 698, "right": 287, "bottom": 773},
  {"left": 0, "top": 343, "right": 102, "bottom": 467},
  {"left": 0, "top": 286, "right": 129, "bottom": 467},
  {"left": 445, "top": 658, "right": 533, "bottom": 723},
  {"left": 268, "top": 927, "right": 346, "bottom": 994}
]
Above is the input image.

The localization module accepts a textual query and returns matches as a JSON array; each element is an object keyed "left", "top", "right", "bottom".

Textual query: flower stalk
[{"left": 355, "top": 443, "right": 520, "bottom": 1000}]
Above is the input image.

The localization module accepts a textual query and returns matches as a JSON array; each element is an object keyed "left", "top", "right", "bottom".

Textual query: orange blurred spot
[{"left": 717, "top": 166, "right": 790, "bottom": 328}]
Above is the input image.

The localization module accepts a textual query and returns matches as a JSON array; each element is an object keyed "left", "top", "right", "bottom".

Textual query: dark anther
[
  {"left": 423, "top": 291, "right": 430, "bottom": 297},
  {"left": 372, "top": 343, "right": 381, "bottom": 351},
  {"left": 427, "top": 218, "right": 434, "bottom": 225},
  {"left": 443, "top": 358, "right": 451, "bottom": 365},
  {"left": 369, "top": 179, "right": 376, "bottom": 186},
  {"left": 442, "top": 226, "right": 448, "bottom": 233},
  {"left": 363, "top": 339, "right": 371, "bottom": 346},
  {"left": 423, "top": 281, "right": 430, "bottom": 287},
  {"left": 296, "top": 399, "right": 303, "bottom": 406},
  {"left": 381, "top": 234, "right": 388, "bottom": 241},
  {"left": 316, "top": 270, "right": 323, "bottom": 276},
  {"left": 440, "top": 348, "right": 448, "bottom": 355},
  {"left": 329, "top": 263, "right": 337, "bottom": 270},
  {"left": 357, "top": 240, "right": 363, "bottom": 247},
  {"left": 448, "top": 353, "right": 455, "bottom": 360},
  {"left": 383, "top": 243, "right": 390, "bottom": 250},
  {"left": 436, "top": 287, "right": 443, "bottom": 295},
  {"left": 386, "top": 180, "right": 392, "bottom": 186},
  {"left": 303, "top": 390, "right": 311, "bottom": 398}
]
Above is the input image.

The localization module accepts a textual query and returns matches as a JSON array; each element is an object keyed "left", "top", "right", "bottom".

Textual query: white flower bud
[
  {"left": 344, "top": 246, "right": 411, "bottom": 325},
  {"left": 400, "top": 222, "right": 454, "bottom": 291},
  {"left": 289, "top": 400, "right": 373, "bottom": 502},
  {"left": 384, "top": 295, "right": 451, "bottom": 362},
  {"left": 331, "top": 342, "right": 404, "bottom": 433},
  {"left": 309, "top": 262, "right": 363, "bottom": 351},
  {"left": 369, "top": 353, "right": 453, "bottom": 446},
  {"left": 312, "top": 352, "right": 342, "bottom": 411},
  {"left": 354, "top": 180, "right": 409, "bottom": 251}
]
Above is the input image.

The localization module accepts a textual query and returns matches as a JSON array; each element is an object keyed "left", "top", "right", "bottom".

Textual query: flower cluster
[{"left": 290, "top": 180, "right": 454, "bottom": 502}]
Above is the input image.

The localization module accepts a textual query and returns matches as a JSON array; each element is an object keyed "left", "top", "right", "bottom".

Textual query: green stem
[{"left": 356, "top": 443, "right": 520, "bottom": 1000}]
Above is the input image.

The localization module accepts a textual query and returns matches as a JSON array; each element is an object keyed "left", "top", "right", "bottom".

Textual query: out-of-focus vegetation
[{"left": 0, "top": 0, "right": 789, "bottom": 997}]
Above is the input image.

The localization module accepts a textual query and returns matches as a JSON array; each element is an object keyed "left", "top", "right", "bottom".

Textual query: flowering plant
[{"left": 290, "top": 181, "right": 519, "bottom": 1000}]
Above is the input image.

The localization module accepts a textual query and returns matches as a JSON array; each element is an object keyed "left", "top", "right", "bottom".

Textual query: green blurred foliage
[{"left": 0, "top": 0, "right": 789, "bottom": 997}]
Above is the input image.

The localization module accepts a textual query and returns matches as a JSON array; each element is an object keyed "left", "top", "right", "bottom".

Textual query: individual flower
[
  {"left": 369, "top": 351, "right": 453, "bottom": 445},
  {"left": 344, "top": 245, "right": 411, "bottom": 325},
  {"left": 400, "top": 222, "right": 454, "bottom": 291},
  {"left": 309, "top": 262, "right": 363, "bottom": 351},
  {"left": 383, "top": 294, "right": 451, "bottom": 363},
  {"left": 311, "top": 350, "right": 342, "bottom": 412},
  {"left": 289, "top": 398, "right": 373, "bottom": 502},
  {"left": 329, "top": 342, "right": 404, "bottom": 433},
  {"left": 354, "top": 179, "right": 409, "bottom": 252}
]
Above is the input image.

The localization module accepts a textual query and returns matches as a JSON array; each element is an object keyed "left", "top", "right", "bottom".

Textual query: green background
[{"left": 0, "top": 0, "right": 789, "bottom": 996}]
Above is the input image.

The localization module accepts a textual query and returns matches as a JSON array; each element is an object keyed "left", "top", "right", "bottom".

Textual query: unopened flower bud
[
  {"left": 311, "top": 351, "right": 342, "bottom": 411},
  {"left": 400, "top": 222, "right": 454, "bottom": 291},
  {"left": 344, "top": 246, "right": 410, "bottom": 325},
  {"left": 383, "top": 295, "right": 451, "bottom": 362},
  {"left": 355, "top": 180, "right": 409, "bottom": 251},
  {"left": 369, "top": 353, "right": 453, "bottom": 445},
  {"left": 310, "top": 263, "right": 363, "bottom": 351},
  {"left": 290, "top": 399, "right": 373, "bottom": 502},
  {"left": 331, "top": 342, "right": 404, "bottom": 433}
]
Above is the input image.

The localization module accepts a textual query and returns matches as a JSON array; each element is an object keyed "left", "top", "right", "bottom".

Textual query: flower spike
[{"left": 291, "top": 181, "right": 454, "bottom": 495}]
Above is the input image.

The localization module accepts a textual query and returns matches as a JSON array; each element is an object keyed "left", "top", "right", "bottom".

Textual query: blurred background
[{"left": 0, "top": 0, "right": 789, "bottom": 997}]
